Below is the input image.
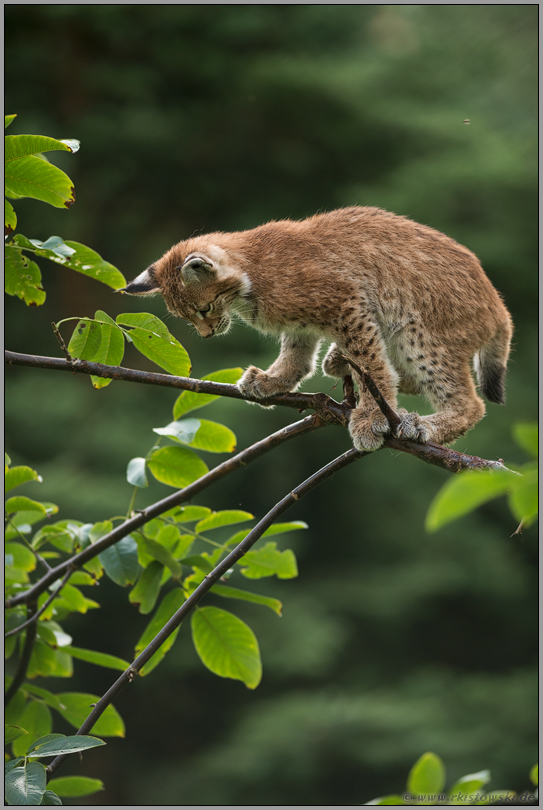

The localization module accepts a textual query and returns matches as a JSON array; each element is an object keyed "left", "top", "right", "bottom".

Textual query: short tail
[{"left": 474, "top": 316, "right": 513, "bottom": 404}]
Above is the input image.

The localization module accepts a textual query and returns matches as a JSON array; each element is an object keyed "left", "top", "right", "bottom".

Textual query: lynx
[{"left": 122, "top": 207, "right": 513, "bottom": 451}]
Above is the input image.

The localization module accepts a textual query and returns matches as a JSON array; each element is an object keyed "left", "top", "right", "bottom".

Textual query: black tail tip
[{"left": 482, "top": 366, "right": 506, "bottom": 404}]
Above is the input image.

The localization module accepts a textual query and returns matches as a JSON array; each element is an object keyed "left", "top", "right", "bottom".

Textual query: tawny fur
[{"left": 123, "top": 207, "right": 513, "bottom": 451}]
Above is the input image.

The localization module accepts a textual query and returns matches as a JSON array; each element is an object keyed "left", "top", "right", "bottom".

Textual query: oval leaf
[
  {"left": 63, "top": 646, "right": 130, "bottom": 671},
  {"left": 425, "top": 470, "right": 516, "bottom": 532},
  {"left": 196, "top": 510, "right": 254, "bottom": 533},
  {"left": 173, "top": 368, "right": 243, "bottom": 418},
  {"left": 240, "top": 542, "right": 298, "bottom": 580},
  {"left": 56, "top": 694, "right": 124, "bottom": 737},
  {"left": 407, "top": 752, "right": 446, "bottom": 796},
  {"left": 5, "top": 496, "right": 46, "bottom": 515},
  {"left": 191, "top": 606, "right": 262, "bottom": 689},
  {"left": 5, "top": 246, "right": 45, "bottom": 306},
  {"left": 67, "top": 319, "right": 102, "bottom": 361},
  {"left": 5, "top": 134, "right": 78, "bottom": 161},
  {"left": 5, "top": 154, "right": 75, "bottom": 208},
  {"left": 90, "top": 311, "right": 126, "bottom": 387},
  {"left": 210, "top": 584, "right": 283, "bottom": 616},
  {"left": 98, "top": 536, "right": 141, "bottom": 587},
  {"left": 189, "top": 419, "right": 237, "bottom": 453},
  {"left": 117, "top": 313, "right": 190, "bottom": 376},
  {"left": 129, "top": 560, "right": 164, "bottom": 614},
  {"left": 147, "top": 446, "right": 208, "bottom": 488},
  {"left": 4, "top": 761, "right": 46, "bottom": 806},
  {"left": 5, "top": 199, "right": 17, "bottom": 233},
  {"left": 47, "top": 776, "right": 104, "bottom": 798},
  {"left": 153, "top": 418, "right": 201, "bottom": 444},
  {"left": 5, "top": 464, "right": 42, "bottom": 492},
  {"left": 126, "top": 457, "right": 148, "bottom": 488}
]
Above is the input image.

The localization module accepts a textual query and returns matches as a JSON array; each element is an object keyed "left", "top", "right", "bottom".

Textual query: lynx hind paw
[
  {"left": 396, "top": 408, "right": 431, "bottom": 444},
  {"left": 322, "top": 349, "right": 350, "bottom": 379},
  {"left": 237, "top": 366, "right": 290, "bottom": 404},
  {"left": 349, "top": 408, "right": 391, "bottom": 452}
]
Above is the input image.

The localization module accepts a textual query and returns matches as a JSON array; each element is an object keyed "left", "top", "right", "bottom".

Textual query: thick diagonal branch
[
  {"left": 6, "top": 414, "right": 323, "bottom": 610},
  {"left": 45, "top": 445, "right": 365, "bottom": 778}
]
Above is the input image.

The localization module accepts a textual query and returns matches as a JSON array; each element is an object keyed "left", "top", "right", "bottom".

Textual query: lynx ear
[
  {"left": 180, "top": 254, "right": 215, "bottom": 286},
  {"left": 119, "top": 266, "right": 160, "bottom": 296}
]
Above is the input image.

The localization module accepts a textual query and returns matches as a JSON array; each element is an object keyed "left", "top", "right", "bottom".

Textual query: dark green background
[{"left": 5, "top": 6, "right": 537, "bottom": 806}]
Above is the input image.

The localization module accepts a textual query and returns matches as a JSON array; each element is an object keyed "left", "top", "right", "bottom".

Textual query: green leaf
[
  {"left": 508, "top": 466, "right": 538, "bottom": 526},
  {"left": 407, "top": 752, "right": 446, "bottom": 796},
  {"left": 147, "top": 446, "right": 208, "bottom": 488},
  {"left": 449, "top": 770, "right": 491, "bottom": 797},
  {"left": 28, "top": 735, "right": 105, "bottom": 759},
  {"left": 210, "top": 584, "right": 283, "bottom": 616},
  {"left": 98, "top": 536, "right": 141, "bottom": 587},
  {"left": 27, "top": 640, "right": 73, "bottom": 679},
  {"left": 136, "top": 536, "right": 182, "bottom": 578},
  {"left": 56, "top": 583, "right": 99, "bottom": 614},
  {"left": 240, "top": 542, "right": 298, "bottom": 580},
  {"left": 22, "top": 686, "right": 67, "bottom": 713},
  {"left": 5, "top": 497, "right": 47, "bottom": 515},
  {"left": 67, "top": 320, "right": 102, "bottom": 361},
  {"left": 63, "top": 646, "right": 130, "bottom": 671},
  {"left": 41, "top": 790, "right": 63, "bottom": 805},
  {"left": 12, "top": 237, "right": 126, "bottom": 289},
  {"left": 226, "top": 521, "right": 308, "bottom": 546},
  {"left": 116, "top": 313, "right": 191, "bottom": 376},
  {"left": 5, "top": 465, "right": 42, "bottom": 492},
  {"left": 5, "top": 114, "right": 17, "bottom": 129},
  {"left": 4, "top": 761, "right": 47, "bottom": 806},
  {"left": 425, "top": 470, "right": 516, "bottom": 532},
  {"left": 167, "top": 505, "right": 212, "bottom": 524},
  {"left": 5, "top": 725, "right": 28, "bottom": 745},
  {"left": 5, "top": 154, "right": 75, "bottom": 208},
  {"left": 173, "top": 368, "right": 243, "bottom": 418},
  {"left": 189, "top": 420, "right": 237, "bottom": 453},
  {"left": 12, "top": 702, "right": 52, "bottom": 757},
  {"left": 126, "top": 457, "right": 148, "bottom": 488},
  {"left": 47, "top": 776, "right": 104, "bottom": 798},
  {"left": 136, "top": 588, "right": 186, "bottom": 676},
  {"left": 196, "top": 510, "right": 254, "bottom": 533},
  {"left": 129, "top": 561, "right": 165, "bottom": 614},
  {"left": 191, "top": 607, "right": 262, "bottom": 689},
  {"left": 4, "top": 246, "right": 45, "bottom": 306},
  {"left": 530, "top": 764, "right": 538, "bottom": 786},
  {"left": 90, "top": 311, "right": 125, "bottom": 388},
  {"left": 5, "top": 134, "right": 78, "bottom": 161},
  {"left": 56, "top": 694, "right": 124, "bottom": 737},
  {"left": 5, "top": 199, "right": 17, "bottom": 233},
  {"left": 153, "top": 418, "right": 201, "bottom": 444},
  {"left": 5, "top": 543, "right": 37, "bottom": 572}
]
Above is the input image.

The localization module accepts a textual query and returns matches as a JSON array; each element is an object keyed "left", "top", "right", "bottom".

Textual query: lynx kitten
[{"left": 122, "top": 207, "right": 513, "bottom": 451}]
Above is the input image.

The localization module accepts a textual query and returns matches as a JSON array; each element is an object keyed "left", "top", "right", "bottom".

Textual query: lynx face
[{"left": 122, "top": 249, "right": 251, "bottom": 339}]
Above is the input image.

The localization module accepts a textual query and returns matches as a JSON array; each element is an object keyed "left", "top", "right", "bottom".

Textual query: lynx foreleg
[{"left": 238, "top": 332, "right": 321, "bottom": 400}]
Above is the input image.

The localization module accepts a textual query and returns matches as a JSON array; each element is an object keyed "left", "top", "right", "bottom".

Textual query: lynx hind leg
[
  {"left": 401, "top": 364, "right": 486, "bottom": 446},
  {"left": 238, "top": 332, "right": 321, "bottom": 401},
  {"left": 322, "top": 343, "right": 351, "bottom": 378}
]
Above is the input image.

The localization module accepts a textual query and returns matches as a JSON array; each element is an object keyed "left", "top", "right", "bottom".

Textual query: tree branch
[
  {"left": 5, "top": 603, "right": 38, "bottom": 707},
  {"left": 5, "top": 350, "right": 511, "bottom": 475},
  {"left": 5, "top": 568, "right": 74, "bottom": 639},
  {"left": 45, "top": 445, "right": 365, "bottom": 778},
  {"left": 6, "top": 414, "right": 324, "bottom": 609}
]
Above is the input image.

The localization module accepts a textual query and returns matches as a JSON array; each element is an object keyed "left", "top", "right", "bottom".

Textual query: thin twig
[
  {"left": 5, "top": 603, "right": 38, "bottom": 707},
  {"left": 51, "top": 323, "right": 72, "bottom": 362},
  {"left": 7, "top": 414, "right": 324, "bottom": 609},
  {"left": 5, "top": 568, "right": 74, "bottom": 639},
  {"left": 46, "top": 445, "right": 366, "bottom": 778},
  {"left": 340, "top": 354, "right": 401, "bottom": 432}
]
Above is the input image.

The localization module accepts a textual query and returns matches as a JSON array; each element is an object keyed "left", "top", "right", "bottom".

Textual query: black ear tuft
[{"left": 121, "top": 266, "right": 160, "bottom": 296}]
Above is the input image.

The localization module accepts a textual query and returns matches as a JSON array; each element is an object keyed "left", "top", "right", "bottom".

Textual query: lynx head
[{"left": 121, "top": 240, "right": 251, "bottom": 339}]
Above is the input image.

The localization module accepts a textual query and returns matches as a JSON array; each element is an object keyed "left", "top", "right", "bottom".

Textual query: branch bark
[
  {"left": 5, "top": 603, "right": 38, "bottom": 707},
  {"left": 45, "top": 446, "right": 365, "bottom": 778},
  {"left": 5, "top": 350, "right": 511, "bottom": 475},
  {"left": 6, "top": 414, "right": 324, "bottom": 610}
]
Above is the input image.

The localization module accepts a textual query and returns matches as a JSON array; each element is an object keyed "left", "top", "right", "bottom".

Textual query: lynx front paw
[
  {"left": 237, "top": 366, "right": 293, "bottom": 401},
  {"left": 396, "top": 408, "right": 431, "bottom": 444},
  {"left": 348, "top": 407, "right": 391, "bottom": 452}
]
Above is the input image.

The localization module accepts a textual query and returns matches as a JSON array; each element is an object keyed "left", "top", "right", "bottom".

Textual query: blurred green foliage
[{"left": 5, "top": 5, "right": 537, "bottom": 806}]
